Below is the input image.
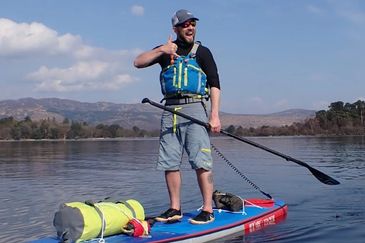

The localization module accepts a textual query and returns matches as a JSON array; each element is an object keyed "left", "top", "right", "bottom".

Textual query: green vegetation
[
  {"left": 226, "top": 100, "right": 365, "bottom": 136},
  {"left": 1, "top": 100, "right": 364, "bottom": 140},
  {"left": 0, "top": 116, "right": 159, "bottom": 140}
]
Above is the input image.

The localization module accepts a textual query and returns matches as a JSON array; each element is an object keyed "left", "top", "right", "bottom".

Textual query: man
[{"left": 134, "top": 9, "right": 221, "bottom": 224}]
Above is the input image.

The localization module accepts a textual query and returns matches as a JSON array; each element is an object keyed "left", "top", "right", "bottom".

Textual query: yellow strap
[
  {"left": 184, "top": 67, "right": 188, "bottom": 86},
  {"left": 201, "top": 148, "right": 211, "bottom": 153},
  {"left": 173, "top": 107, "right": 182, "bottom": 133},
  {"left": 173, "top": 66, "right": 177, "bottom": 87},
  {"left": 178, "top": 62, "right": 182, "bottom": 89}
]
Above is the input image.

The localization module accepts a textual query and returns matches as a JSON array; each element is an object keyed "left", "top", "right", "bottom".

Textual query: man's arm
[
  {"left": 209, "top": 86, "right": 221, "bottom": 133},
  {"left": 134, "top": 36, "right": 178, "bottom": 68},
  {"left": 134, "top": 47, "right": 164, "bottom": 68}
]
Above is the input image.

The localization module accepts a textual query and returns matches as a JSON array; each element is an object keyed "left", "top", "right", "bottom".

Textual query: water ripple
[{"left": 1, "top": 137, "right": 364, "bottom": 243}]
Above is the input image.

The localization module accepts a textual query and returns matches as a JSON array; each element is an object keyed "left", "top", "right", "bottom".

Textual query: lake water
[{"left": 0, "top": 136, "right": 364, "bottom": 243}]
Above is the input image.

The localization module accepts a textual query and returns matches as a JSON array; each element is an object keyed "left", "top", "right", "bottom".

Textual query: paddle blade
[{"left": 308, "top": 167, "right": 340, "bottom": 185}]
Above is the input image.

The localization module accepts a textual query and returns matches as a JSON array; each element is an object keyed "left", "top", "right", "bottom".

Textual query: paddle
[{"left": 142, "top": 98, "right": 340, "bottom": 185}]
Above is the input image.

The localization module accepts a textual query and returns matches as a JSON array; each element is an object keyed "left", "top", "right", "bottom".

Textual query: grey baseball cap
[{"left": 171, "top": 9, "right": 199, "bottom": 27}]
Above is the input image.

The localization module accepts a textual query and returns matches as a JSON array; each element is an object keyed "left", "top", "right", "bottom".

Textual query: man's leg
[
  {"left": 155, "top": 170, "right": 183, "bottom": 222},
  {"left": 165, "top": 170, "right": 182, "bottom": 210},
  {"left": 196, "top": 168, "right": 214, "bottom": 213}
]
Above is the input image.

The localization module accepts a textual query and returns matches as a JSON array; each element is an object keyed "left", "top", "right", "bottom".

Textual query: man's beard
[{"left": 179, "top": 34, "right": 195, "bottom": 44}]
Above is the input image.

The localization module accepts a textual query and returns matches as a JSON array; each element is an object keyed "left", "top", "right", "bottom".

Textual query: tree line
[
  {"left": 1, "top": 100, "right": 364, "bottom": 140},
  {"left": 0, "top": 116, "right": 159, "bottom": 140},
  {"left": 226, "top": 100, "right": 365, "bottom": 136}
]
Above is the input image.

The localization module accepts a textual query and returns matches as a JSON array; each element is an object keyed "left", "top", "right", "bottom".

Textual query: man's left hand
[{"left": 209, "top": 117, "right": 221, "bottom": 133}]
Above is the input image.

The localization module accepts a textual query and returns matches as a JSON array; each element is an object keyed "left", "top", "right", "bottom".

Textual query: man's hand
[
  {"left": 161, "top": 35, "right": 179, "bottom": 58},
  {"left": 134, "top": 35, "right": 179, "bottom": 68},
  {"left": 209, "top": 116, "right": 221, "bottom": 133},
  {"left": 209, "top": 87, "right": 221, "bottom": 133}
]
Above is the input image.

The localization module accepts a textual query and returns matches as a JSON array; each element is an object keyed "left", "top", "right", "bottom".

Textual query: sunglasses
[{"left": 179, "top": 20, "right": 196, "bottom": 28}]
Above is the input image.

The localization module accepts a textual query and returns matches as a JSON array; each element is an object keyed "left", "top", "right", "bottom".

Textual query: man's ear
[{"left": 173, "top": 27, "right": 178, "bottom": 34}]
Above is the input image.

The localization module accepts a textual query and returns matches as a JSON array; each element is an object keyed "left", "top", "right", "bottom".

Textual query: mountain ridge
[{"left": 0, "top": 97, "right": 316, "bottom": 130}]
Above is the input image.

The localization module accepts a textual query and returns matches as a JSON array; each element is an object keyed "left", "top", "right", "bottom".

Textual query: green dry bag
[{"left": 53, "top": 199, "right": 145, "bottom": 243}]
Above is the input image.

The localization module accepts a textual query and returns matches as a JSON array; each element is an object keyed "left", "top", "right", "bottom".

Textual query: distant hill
[
  {"left": 220, "top": 109, "right": 315, "bottom": 128},
  {"left": 0, "top": 98, "right": 315, "bottom": 130}
]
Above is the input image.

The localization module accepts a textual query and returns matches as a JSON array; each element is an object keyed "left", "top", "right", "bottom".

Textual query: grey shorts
[{"left": 157, "top": 102, "right": 213, "bottom": 171}]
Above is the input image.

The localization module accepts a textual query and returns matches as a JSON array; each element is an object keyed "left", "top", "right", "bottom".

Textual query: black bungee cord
[{"left": 211, "top": 143, "right": 272, "bottom": 199}]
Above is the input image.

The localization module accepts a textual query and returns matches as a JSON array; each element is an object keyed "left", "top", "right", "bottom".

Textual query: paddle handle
[{"left": 142, "top": 98, "right": 210, "bottom": 128}]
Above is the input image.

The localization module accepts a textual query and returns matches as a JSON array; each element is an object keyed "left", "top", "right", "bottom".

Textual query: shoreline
[
  {"left": 0, "top": 137, "right": 160, "bottom": 142},
  {"left": 1, "top": 134, "right": 364, "bottom": 143}
]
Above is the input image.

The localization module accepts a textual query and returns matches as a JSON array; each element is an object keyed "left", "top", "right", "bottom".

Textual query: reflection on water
[{"left": 0, "top": 136, "right": 364, "bottom": 243}]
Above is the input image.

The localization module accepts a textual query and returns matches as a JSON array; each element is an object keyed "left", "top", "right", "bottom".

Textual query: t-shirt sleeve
[
  {"left": 197, "top": 46, "right": 221, "bottom": 90},
  {"left": 149, "top": 45, "right": 170, "bottom": 69}
]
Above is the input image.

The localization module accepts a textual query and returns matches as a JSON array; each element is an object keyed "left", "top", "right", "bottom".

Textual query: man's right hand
[{"left": 161, "top": 35, "right": 179, "bottom": 58}]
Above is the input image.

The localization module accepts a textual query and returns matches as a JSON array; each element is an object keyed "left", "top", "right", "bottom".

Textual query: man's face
[{"left": 174, "top": 20, "right": 197, "bottom": 44}]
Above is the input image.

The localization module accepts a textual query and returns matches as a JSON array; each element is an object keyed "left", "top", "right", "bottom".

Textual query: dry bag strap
[
  {"left": 84, "top": 201, "right": 107, "bottom": 240},
  {"left": 86, "top": 198, "right": 137, "bottom": 218},
  {"left": 118, "top": 200, "right": 137, "bottom": 218}
]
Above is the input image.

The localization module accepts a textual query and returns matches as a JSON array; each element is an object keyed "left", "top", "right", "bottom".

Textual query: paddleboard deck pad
[{"left": 30, "top": 198, "right": 287, "bottom": 243}]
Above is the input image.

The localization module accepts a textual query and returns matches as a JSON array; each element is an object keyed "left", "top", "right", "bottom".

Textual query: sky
[{"left": 0, "top": 0, "right": 364, "bottom": 114}]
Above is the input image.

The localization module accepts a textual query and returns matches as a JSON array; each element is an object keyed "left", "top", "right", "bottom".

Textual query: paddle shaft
[{"left": 142, "top": 98, "right": 340, "bottom": 185}]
